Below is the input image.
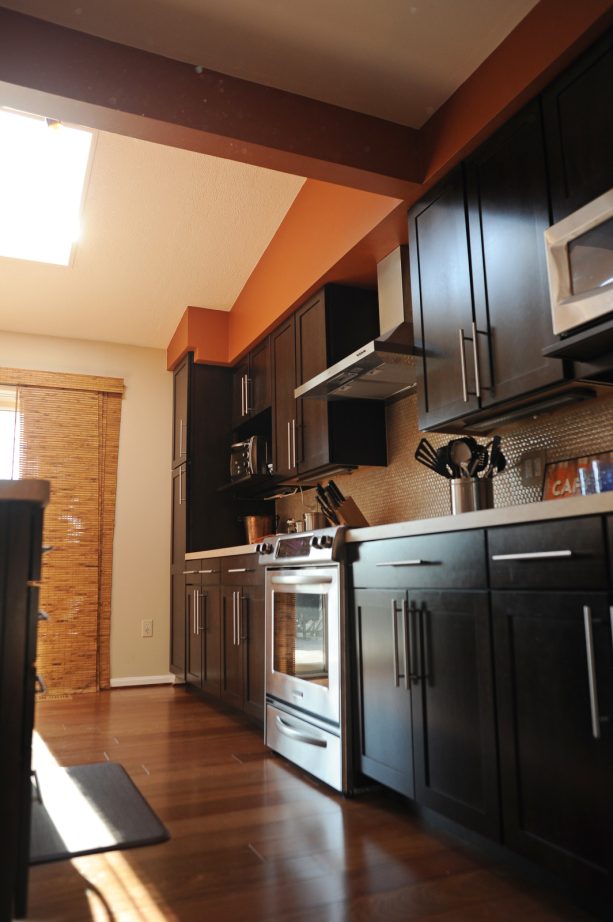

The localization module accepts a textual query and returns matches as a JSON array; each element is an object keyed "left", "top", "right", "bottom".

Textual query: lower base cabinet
[
  {"left": 493, "top": 590, "right": 613, "bottom": 900},
  {"left": 221, "top": 561, "right": 265, "bottom": 723},
  {"left": 354, "top": 586, "right": 499, "bottom": 837},
  {"left": 183, "top": 553, "right": 265, "bottom": 726}
]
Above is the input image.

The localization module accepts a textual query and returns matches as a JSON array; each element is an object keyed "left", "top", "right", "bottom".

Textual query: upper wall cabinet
[
  {"left": 465, "top": 100, "right": 564, "bottom": 409},
  {"left": 271, "top": 286, "right": 387, "bottom": 481},
  {"left": 410, "top": 102, "right": 565, "bottom": 432},
  {"left": 542, "top": 29, "right": 613, "bottom": 223},
  {"left": 231, "top": 337, "right": 271, "bottom": 430}
]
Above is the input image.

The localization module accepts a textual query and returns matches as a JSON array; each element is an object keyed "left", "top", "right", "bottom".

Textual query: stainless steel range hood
[{"left": 294, "top": 247, "right": 419, "bottom": 401}]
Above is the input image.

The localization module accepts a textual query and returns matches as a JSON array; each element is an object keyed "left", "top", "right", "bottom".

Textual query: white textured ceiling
[
  {"left": 4, "top": 0, "right": 539, "bottom": 128},
  {"left": 0, "top": 0, "right": 540, "bottom": 350},
  {"left": 0, "top": 128, "right": 305, "bottom": 348}
]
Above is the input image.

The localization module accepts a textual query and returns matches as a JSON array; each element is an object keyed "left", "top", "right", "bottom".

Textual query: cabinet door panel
[
  {"left": 249, "top": 338, "right": 271, "bottom": 416},
  {"left": 271, "top": 319, "right": 296, "bottom": 478},
  {"left": 411, "top": 590, "right": 499, "bottom": 838},
  {"left": 185, "top": 579, "right": 202, "bottom": 687},
  {"left": 493, "top": 590, "right": 613, "bottom": 895},
  {"left": 231, "top": 362, "right": 249, "bottom": 429},
  {"left": 221, "top": 588, "right": 243, "bottom": 709},
  {"left": 467, "top": 101, "right": 563, "bottom": 405},
  {"left": 543, "top": 31, "right": 613, "bottom": 222},
  {"left": 354, "top": 589, "right": 414, "bottom": 797},
  {"left": 172, "top": 356, "right": 189, "bottom": 468},
  {"left": 242, "top": 583, "right": 265, "bottom": 723},
  {"left": 201, "top": 586, "right": 221, "bottom": 697},
  {"left": 409, "top": 167, "right": 479, "bottom": 430}
]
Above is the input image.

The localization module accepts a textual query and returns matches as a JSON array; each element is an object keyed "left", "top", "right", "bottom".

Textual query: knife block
[{"left": 334, "top": 496, "right": 369, "bottom": 527}]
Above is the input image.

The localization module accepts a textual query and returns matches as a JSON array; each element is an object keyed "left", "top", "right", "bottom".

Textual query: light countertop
[
  {"left": 186, "top": 493, "right": 613, "bottom": 559},
  {"left": 345, "top": 491, "right": 613, "bottom": 543},
  {"left": 185, "top": 543, "right": 258, "bottom": 560},
  {"left": 0, "top": 479, "right": 50, "bottom": 506}
]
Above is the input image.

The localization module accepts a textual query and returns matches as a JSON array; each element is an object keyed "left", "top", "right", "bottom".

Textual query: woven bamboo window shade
[{"left": 0, "top": 367, "right": 123, "bottom": 695}]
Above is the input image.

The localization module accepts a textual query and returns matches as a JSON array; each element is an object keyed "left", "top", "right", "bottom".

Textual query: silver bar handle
[
  {"left": 392, "top": 600, "right": 400, "bottom": 688},
  {"left": 183, "top": 569, "right": 199, "bottom": 575},
  {"left": 376, "top": 560, "right": 426, "bottom": 567},
  {"left": 276, "top": 716, "right": 327, "bottom": 748},
  {"left": 292, "top": 417, "right": 297, "bottom": 469},
  {"left": 491, "top": 550, "right": 573, "bottom": 561},
  {"left": 227, "top": 567, "right": 254, "bottom": 573},
  {"left": 193, "top": 588, "right": 198, "bottom": 635},
  {"left": 402, "top": 599, "right": 411, "bottom": 690},
  {"left": 459, "top": 328, "right": 469, "bottom": 403},
  {"left": 198, "top": 569, "right": 219, "bottom": 574},
  {"left": 583, "top": 605, "right": 601, "bottom": 739},
  {"left": 471, "top": 321, "right": 481, "bottom": 399},
  {"left": 237, "top": 592, "right": 242, "bottom": 646},
  {"left": 241, "top": 374, "right": 245, "bottom": 416},
  {"left": 287, "top": 421, "right": 292, "bottom": 470}
]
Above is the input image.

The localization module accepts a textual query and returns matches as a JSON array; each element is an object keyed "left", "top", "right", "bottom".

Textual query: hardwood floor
[{"left": 26, "top": 686, "right": 592, "bottom": 922}]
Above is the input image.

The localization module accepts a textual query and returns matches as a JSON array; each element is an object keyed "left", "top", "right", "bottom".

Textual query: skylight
[{"left": 0, "top": 109, "right": 93, "bottom": 266}]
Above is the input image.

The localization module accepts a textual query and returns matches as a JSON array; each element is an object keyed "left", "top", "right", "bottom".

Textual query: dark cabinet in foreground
[
  {"left": 352, "top": 530, "right": 500, "bottom": 839},
  {"left": 492, "top": 590, "right": 613, "bottom": 900},
  {"left": 221, "top": 555, "right": 265, "bottom": 723}
]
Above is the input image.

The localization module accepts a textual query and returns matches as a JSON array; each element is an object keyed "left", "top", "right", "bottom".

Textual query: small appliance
[
  {"left": 545, "top": 188, "right": 613, "bottom": 336},
  {"left": 229, "top": 435, "right": 267, "bottom": 483}
]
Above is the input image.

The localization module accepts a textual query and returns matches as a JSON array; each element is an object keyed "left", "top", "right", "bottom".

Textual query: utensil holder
[{"left": 450, "top": 478, "right": 493, "bottom": 515}]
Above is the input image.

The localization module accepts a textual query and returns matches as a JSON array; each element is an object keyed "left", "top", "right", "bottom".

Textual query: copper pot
[{"left": 244, "top": 515, "right": 273, "bottom": 544}]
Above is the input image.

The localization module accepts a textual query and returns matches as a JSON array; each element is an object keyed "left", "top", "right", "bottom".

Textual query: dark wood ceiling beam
[{"left": 0, "top": 7, "right": 422, "bottom": 199}]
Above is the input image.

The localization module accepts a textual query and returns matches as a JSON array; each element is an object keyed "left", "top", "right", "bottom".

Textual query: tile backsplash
[{"left": 277, "top": 391, "right": 613, "bottom": 527}]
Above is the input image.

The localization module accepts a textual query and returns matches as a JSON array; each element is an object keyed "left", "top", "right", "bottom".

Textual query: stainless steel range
[{"left": 258, "top": 526, "right": 349, "bottom": 792}]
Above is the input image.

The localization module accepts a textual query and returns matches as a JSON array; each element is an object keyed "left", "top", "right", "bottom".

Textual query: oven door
[{"left": 265, "top": 566, "right": 340, "bottom": 726}]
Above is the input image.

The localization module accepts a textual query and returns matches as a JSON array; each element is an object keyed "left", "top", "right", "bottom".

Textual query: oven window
[
  {"left": 273, "top": 591, "right": 328, "bottom": 684},
  {"left": 568, "top": 218, "right": 613, "bottom": 296}
]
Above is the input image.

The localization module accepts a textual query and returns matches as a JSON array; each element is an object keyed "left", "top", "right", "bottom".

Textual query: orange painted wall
[
  {"left": 167, "top": 0, "right": 613, "bottom": 371},
  {"left": 421, "top": 0, "right": 613, "bottom": 184},
  {"left": 228, "top": 180, "right": 403, "bottom": 360}
]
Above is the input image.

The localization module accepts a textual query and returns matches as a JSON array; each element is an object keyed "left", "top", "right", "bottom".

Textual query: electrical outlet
[
  {"left": 141, "top": 619, "right": 153, "bottom": 638},
  {"left": 519, "top": 448, "right": 547, "bottom": 488}
]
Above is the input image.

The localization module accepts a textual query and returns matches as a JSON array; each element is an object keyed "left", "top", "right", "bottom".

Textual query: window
[
  {"left": 0, "top": 109, "right": 93, "bottom": 266},
  {"left": 0, "top": 385, "right": 19, "bottom": 478}
]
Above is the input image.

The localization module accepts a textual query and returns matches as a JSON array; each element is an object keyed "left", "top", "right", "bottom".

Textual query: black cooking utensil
[
  {"left": 415, "top": 438, "right": 439, "bottom": 465},
  {"left": 468, "top": 444, "right": 488, "bottom": 477},
  {"left": 415, "top": 444, "right": 452, "bottom": 478},
  {"left": 327, "top": 481, "right": 345, "bottom": 506}
]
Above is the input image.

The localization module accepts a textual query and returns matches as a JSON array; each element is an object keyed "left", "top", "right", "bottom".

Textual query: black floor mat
[{"left": 30, "top": 761, "right": 169, "bottom": 864}]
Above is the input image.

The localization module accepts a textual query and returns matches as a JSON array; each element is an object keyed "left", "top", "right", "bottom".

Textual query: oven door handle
[
  {"left": 275, "top": 716, "right": 328, "bottom": 748},
  {"left": 270, "top": 575, "right": 333, "bottom": 586}
]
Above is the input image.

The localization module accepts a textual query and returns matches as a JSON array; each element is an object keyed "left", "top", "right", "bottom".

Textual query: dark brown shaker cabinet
[
  {"left": 466, "top": 100, "right": 564, "bottom": 408},
  {"left": 231, "top": 337, "right": 271, "bottom": 430},
  {"left": 542, "top": 28, "right": 613, "bottom": 223},
  {"left": 409, "top": 167, "right": 479, "bottom": 431},
  {"left": 220, "top": 555, "right": 265, "bottom": 724},
  {"left": 170, "top": 355, "right": 244, "bottom": 678},
  {"left": 352, "top": 531, "right": 500, "bottom": 838},
  {"left": 492, "top": 590, "right": 613, "bottom": 900},
  {"left": 185, "top": 560, "right": 222, "bottom": 698}
]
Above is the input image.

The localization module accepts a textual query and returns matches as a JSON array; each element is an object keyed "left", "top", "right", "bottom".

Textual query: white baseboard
[{"left": 110, "top": 674, "right": 177, "bottom": 688}]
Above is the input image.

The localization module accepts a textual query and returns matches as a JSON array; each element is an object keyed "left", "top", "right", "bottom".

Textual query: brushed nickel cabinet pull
[
  {"left": 391, "top": 600, "right": 401, "bottom": 688},
  {"left": 292, "top": 417, "right": 297, "bottom": 469},
  {"left": 287, "top": 421, "right": 292, "bottom": 470},
  {"left": 227, "top": 567, "right": 254, "bottom": 573},
  {"left": 376, "top": 560, "right": 426, "bottom": 567},
  {"left": 199, "top": 569, "right": 219, "bottom": 574},
  {"left": 583, "top": 605, "right": 602, "bottom": 739},
  {"left": 402, "top": 599, "right": 411, "bottom": 690},
  {"left": 183, "top": 569, "right": 199, "bottom": 575},
  {"left": 471, "top": 321, "right": 482, "bottom": 399},
  {"left": 459, "top": 328, "right": 469, "bottom": 402},
  {"left": 491, "top": 550, "right": 573, "bottom": 561}
]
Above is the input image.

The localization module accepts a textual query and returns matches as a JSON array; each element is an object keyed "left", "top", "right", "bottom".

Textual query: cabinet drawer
[
  {"left": 351, "top": 530, "right": 487, "bottom": 589},
  {"left": 222, "top": 554, "right": 261, "bottom": 586},
  {"left": 184, "top": 558, "right": 221, "bottom": 584},
  {"left": 488, "top": 517, "right": 607, "bottom": 590}
]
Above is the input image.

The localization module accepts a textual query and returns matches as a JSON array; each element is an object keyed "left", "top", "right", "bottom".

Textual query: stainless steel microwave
[
  {"left": 230, "top": 435, "right": 267, "bottom": 482},
  {"left": 545, "top": 188, "right": 613, "bottom": 336}
]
